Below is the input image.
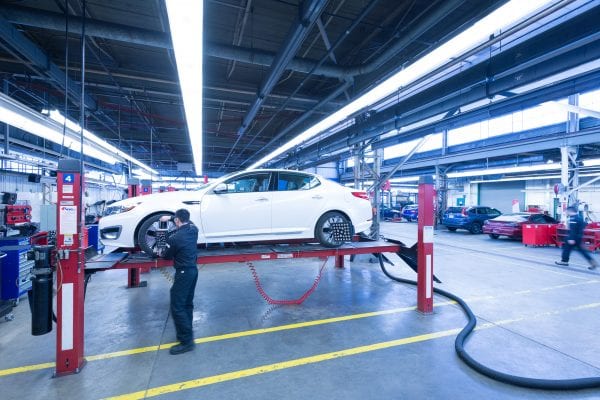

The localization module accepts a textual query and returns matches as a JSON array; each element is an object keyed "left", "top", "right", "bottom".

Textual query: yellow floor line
[
  {"left": 105, "top": 301, "right": 600, "bottom": 400},
  {"left": 1, "top": 278, "right": 598, "bottom": 378},
  {"left": 0, "top": 301, "right": 453, "bottom": 377}
]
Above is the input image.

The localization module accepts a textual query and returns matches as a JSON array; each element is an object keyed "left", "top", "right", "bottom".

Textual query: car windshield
[{"left": 492, "top": 213, "right": 530, "bottom": 222}]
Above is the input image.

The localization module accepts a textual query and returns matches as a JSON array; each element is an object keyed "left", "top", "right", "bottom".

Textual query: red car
[{"left": 483, "top": 213, "right": 557, "bottom": 239}]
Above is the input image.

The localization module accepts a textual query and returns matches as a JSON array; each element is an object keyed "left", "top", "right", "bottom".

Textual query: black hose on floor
[{"left": 377, "top": 253, "right": 600, "bottom": 390}]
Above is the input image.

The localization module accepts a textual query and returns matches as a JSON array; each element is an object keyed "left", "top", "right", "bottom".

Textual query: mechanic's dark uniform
[
  {"left": 560, "top": 213, "right": 593, "bottom": 264},
  {"left": 162, "top": 222, "right": 199, "bottom": 345}
]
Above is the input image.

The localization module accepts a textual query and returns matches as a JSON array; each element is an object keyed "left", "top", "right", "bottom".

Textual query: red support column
[
  {"left": 55, "top": 160, "right": 86, "bottom": 375},
  {"left": 334, "top": 255, "right": 345, "bottom": 268},
  {"left": 417, "top": 176, "right": 435, "bottom": 314},
  {"left": 127, "top": 178, "right": 140, "bottom": 198},
  {"left": 127, "top": 266, "right": 148, "bottom": 288},
  {"left": 140, "top": 179, "right": 152, "bottom": 195}
]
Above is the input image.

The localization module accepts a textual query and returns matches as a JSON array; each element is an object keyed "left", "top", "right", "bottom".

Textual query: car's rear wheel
[
  {"left": 315, "top": 211, "right": 353, "bottom": 248},
  {"left": 489, "top": 233, "right": 500, "bottom": 239},
  {"left": 469, "top": 222, "right": 482, "bottom": 234},
  {"left": 136, "top": 213, "right": 177, "bottom": 256},
  {"left": 447, "top": 227, "right": 457, "bottom": 232}
]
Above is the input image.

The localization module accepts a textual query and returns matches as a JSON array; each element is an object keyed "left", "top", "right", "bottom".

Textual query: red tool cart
[{"left": 522, "top": 224, "right": 558, "bottom": 247}]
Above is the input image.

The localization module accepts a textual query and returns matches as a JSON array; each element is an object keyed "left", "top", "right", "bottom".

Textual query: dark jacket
[
  {"left": 567, "top": 214, "right": 587, "bottom": 241},
  {"left": 162, "top": 223, "right": 199, "bottom": 268}
]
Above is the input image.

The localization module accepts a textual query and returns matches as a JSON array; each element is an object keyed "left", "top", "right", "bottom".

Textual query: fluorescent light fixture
[
  {"left": 166, "top": 0, "right": 203, "bottom": 176},
  {"left": 470, "top": 172, "right": 600, "bottom": 184},
  {"left": 0, "top": 94, "right": 119, "bottom": 164},
  {"left": 447, "top": 163, "right": 561, "bottom": 178},
  {"left": 389, "top": 176, "right": 421, "bottom": 183},
  {"left": 246, "top": 0, "right": 553, "bottom": 170},
  {"left": 47, "top": 110, "right": 158, "bottom": 175},
  {"left": 132, "top": 169, "right": 153, "bottom": 180},
  {"left": 583, "top": 158, "right": 600, "bottom": 167}
]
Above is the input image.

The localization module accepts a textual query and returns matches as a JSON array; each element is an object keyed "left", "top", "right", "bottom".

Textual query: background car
[
  {"left": 100, "top": 169, "right": 373, "bottom": 255},
  {"left": 402, "top": 204, "right": 418, "bottom": 222},
  {"left": 483, "top": 213, "right": 557, "bottom": 239},
  {"left": 379, "top": 205, "right": 402, "bottom": 220},
  {"left": 442, "top": 206, "right": 502, "bottom": 234}
]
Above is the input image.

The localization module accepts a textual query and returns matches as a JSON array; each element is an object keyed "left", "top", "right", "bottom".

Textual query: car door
[
  {"left": 200, "top": 172, "right": 273, "bottom": 240},
  {"left": 271, "top": 172, "right": 325, "bottom": 235}
]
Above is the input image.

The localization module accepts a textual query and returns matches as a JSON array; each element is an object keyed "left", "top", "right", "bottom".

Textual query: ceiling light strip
[
  {"left": 165, "top": 0, "right": 204, "bottom": 176},
  {"left": 246, "top": 0, "right": 554, "bottom": 170}
]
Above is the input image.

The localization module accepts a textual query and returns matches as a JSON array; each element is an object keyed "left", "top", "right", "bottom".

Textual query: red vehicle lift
[
  {"left": 54, "top": 160, "right": 86, "bottom": 376},
  {"left": 46, "top": 173, "right": 438, "bottom": 376}
]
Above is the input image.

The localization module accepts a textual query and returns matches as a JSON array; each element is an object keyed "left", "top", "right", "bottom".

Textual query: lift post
[
  {"left": 417, "top": 176, "right": 435, "bottom": 314},
  {"left": 140, "top": 179, "right": 152, "bottom": 196},
  {"left": 127, "top": 178, "right": 140, "bottom": 198},
  {"left": 55, "top": 159, "right": 86, "bottom": 375}
]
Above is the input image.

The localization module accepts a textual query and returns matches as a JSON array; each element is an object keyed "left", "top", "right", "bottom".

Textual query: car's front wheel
[
  {"left": 136, "top": 213, "right": 177, "bottom": 256},
  {"left": 315, "top": 211, "right": 353, "bottom": 248},
  {"left": 469, "top": 222, "right": 482, "bottom": 234}
]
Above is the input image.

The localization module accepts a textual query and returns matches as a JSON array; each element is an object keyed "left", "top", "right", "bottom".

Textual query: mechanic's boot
[
  {"left": 555, "top": 260, "right": 569, "bottom": 266},
  {"left": 589, "top": 260, "right": 598, "bottom": 270},
  {"left": 169, "top": 342, "right": 195, "bottom": 355}
]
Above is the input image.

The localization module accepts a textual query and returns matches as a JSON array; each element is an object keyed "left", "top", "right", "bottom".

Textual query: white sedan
[{"left": 99, "top": 169, "right": 373, "bottom": 255}]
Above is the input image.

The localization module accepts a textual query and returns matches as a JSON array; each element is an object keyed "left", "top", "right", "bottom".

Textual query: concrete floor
[{"left": 1, "top": 221, "right": 599, "bottom": 399}]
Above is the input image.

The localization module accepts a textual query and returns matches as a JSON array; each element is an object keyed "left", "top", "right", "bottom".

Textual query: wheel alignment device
[
  {"left": 125, "top": 177, "right": 148, "bottom": 288},
  {"left": 55, "top": 159, "right": 86, "bottom": 375}
]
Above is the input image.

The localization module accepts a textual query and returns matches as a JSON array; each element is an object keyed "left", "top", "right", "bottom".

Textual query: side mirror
[{"left": 213, "top": 183, "right": 227, "bottom": 194}]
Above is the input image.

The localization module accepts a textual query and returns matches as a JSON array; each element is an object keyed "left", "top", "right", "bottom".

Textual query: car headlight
[{"left": 104, "top": 204, "right": 139, "bottom": 216}]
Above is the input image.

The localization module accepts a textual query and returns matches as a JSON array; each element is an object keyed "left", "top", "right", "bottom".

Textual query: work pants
[
  {"left": 170, "top": 267, "right": 198, "bottom": 344},
  {"left": 561, "top": 239, "right": 593, "bottom": 263}
]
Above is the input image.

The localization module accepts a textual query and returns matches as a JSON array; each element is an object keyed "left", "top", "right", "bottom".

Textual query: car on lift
[
  {"left": 442, "top": 206, "right": 502, "bottom": 234},
  {"left": 401, "top": 204, "right": 418, "bottom": 222},
  {"left": 482, "top": 212, "right": 558, "bottom": 239},
  {"left": 99, "top": 169, "right": 374, "bottom": 255}
]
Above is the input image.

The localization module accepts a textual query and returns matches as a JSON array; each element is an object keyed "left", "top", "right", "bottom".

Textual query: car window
[
  {"left": 530, "top": 214, "right": 546, "bottom": 223},
  {"left": 223, "top": 173, "right": 271, "bottom": 193},
  {"left": 489, "top": 208, "right": 501, "bottom": 216},
  {"left": 446, "top": 207, "right": 463, "bottom": 213},
  {"left": 542, "top": 215, "right": 557, "bottom": 223},
  {"left": 277, "top": 172, "right": 320, "bottom": 191},
  {"left": 493, "top": 213, "right": 529, "bottom": 222}
]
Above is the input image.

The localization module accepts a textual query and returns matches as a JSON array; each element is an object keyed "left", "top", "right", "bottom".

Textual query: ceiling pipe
[
  {"left": 0, "top": 1, "right": 465, "bottom": 79},
  {"left": 235, "top": 0, "right": 328, "bottom": 137}
]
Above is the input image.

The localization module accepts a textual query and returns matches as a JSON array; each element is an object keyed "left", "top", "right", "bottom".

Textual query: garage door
[{"left": 478, "top": 181, "right": 525, "bottom": 214}]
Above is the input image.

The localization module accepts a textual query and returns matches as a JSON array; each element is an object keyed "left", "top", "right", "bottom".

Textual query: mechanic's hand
[
  {"left": 159, "top": 215, "right": 171, "bottom": 222},
  {"left": 568, "top": 240, "right": 575, "bottom": 245}
]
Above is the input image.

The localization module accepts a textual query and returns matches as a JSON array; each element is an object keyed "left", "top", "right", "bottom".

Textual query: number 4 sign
[{"left": 63, "top": 173, "right": 74, "bottom": 183}]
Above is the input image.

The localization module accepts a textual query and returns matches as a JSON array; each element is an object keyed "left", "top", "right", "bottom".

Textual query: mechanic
[
  {"left": 555, "top": 206, "right": 598, "bottom": 270},
  {"left": 159, "top": 208, "right": 200, "bottom": 355}
]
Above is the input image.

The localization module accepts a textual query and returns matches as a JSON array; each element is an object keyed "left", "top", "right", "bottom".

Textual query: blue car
[
  {"left": 442, "top": 206, "right": 502, "bottom": 234},
  {"left": 379, "top": 205, "right": 402, "bottom": 220},
  {"left": 402, "top": 204, "right": 418, "bottom": 222}
]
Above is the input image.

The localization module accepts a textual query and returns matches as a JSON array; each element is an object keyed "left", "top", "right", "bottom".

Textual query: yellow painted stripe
[
  {"left": 0, "top": 302, "right": 452, "bottom": 377},
  {"left": 106, "top": 327, "right": 463, "bottom": 400},
  {"left": 105, "top": 301, "right": 600, "bottom": 400},
  {"left": 0, "top": 362, "right": 55, "bottom": 377},
  {"left": 2, "top": 279, "right": 598, "bottom": 378},
  {"left": 2, "top": 278, "right": 599, "bottom": 377}
]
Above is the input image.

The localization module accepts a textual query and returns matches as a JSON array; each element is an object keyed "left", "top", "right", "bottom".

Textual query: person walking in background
[
  {"left": 159, "top": 209, "right": 200, "bottom": 354},
  {"left": 556, "top": 206, "right": 598, "bottom": 270}
]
